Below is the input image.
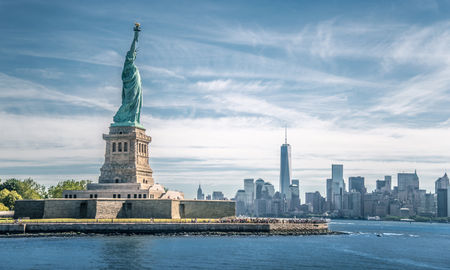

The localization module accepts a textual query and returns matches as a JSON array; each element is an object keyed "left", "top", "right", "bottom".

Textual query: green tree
[
  {"left": 0, "top": 202, "right": 8, "bottom": 211},
  {"left": 0, "top": 189, "right": 22, "bottom": 210},
  {"left": 47, "top": 180, "right": 91, "bottom": 198},
  {"left": 0, "top": 189, "right": 10, "bottom": 202},
  {"left": 0, "top": 179, "right": 21, "bottom": 193},
  {"left": 0, "top": 178, "right": 46, "bottom": 199}
]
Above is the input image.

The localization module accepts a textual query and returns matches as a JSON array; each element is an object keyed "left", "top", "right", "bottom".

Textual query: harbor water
[{"left": 0, "top": 220, "right": 448, "bottom": 269}]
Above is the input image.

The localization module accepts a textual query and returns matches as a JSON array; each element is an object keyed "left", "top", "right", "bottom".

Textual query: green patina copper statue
[{"left": 112, "top": 23, "right": 144, "bottom": 128}]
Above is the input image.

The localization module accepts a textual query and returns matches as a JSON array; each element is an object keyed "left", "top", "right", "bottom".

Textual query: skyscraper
[
  {"left": 234, "top": 189, "right": 246, "bottom": 216},
  {"left": 255, "top": 178, "right": 265, "bottom": 200},
  {"left": 326, "top": 178, "right": 332, "bottom": 210},
  {"left": 244, "top": 178, "right": 255, "bottom": 213},
  {"left": 196, "top": 184, "right": 204, "bottom": 200},
  {"left": 288, "top": 183, "right": 300, "bottom": 211},
  {"left": 437, "top": 188, "right": 450, "bottom": 217},
  {"left": 375, "top": 176, "right": 392, "bottom": 193},
  {"left": 331, "top": 164, "right": 345, "bottom": 210},
  {"left": 262, "top": 182, "right": 275, "bottom": 199},
  {"left": 384, "top": 175, "right": 392, "bottom": 192},
  {"left": 435, "top": 173, "right": 449, "bottom": 194},
  {"left": 398, "top": 172, "right": 419, "bottom": 191},
  {"left": 212, "top": 191, "right": 224, "bottom": 200},
  {"left": 306, "top": 191, "right": 325, "bottom": 214},
  {"left": 346, "top": 191, "right": 362, "bottom": 217},
  {"left": 348, "top": 176, "right": 365, "bottom": 217},
  {"left": 397, "top": 172, "right": 419, "bottom": 201},
  {"left": 332, "top": 165, "right": 343, "bottom": 181},
  {"left": 280, "top": 128, "right": 292, "bottom": 198},
  {"left": 349, "top": 176, "right": 365, "bottom": 194}
]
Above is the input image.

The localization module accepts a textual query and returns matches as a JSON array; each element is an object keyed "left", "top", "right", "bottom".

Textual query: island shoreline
[{"left": 0, "top": 222, "right": 335, "bottom": 236}]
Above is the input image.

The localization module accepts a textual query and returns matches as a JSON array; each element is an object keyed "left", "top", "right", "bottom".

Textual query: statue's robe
[{"left": 113, "top": 49, "right": 142, "bottom": 125}]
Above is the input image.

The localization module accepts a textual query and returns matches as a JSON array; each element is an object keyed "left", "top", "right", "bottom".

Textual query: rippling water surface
[{"left": 0, "top": 220, "right": 449, "bottom": 269}]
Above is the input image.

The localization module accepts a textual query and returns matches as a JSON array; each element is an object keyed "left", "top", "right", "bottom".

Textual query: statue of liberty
[{"left": 112, "top": 23, "right": 144, "bottom": 128}]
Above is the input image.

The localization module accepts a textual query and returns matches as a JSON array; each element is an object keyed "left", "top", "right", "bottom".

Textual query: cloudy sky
[{"left": 1, "top": 0, "right": 450, "bottom": 199}]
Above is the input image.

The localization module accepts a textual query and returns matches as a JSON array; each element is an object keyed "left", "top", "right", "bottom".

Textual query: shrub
[
  {"left": 0, "top": 189, "right": 22, "bottom": 210},
  {"left": 0, "top": 202, "right": 8, "bottom": 211}
]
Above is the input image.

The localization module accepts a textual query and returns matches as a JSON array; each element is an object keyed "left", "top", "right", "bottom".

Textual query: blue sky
[{"left": 1, "top": 0, "right": 450, "bottom": 199}]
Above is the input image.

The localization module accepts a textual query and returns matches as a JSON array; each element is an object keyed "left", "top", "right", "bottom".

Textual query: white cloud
[
  {"left": 370, "top": 67, "right": 450, "bottom": 116},
  {"left": 140, "top": 65, "right": 185, "bottom": 79},
  {"left": 387, "top": 22, "right": 450, "bottom": 66},
  {"left": 371, "top": 22, "right": 450, "bottom": 116},
  {"left": 195, "top": 79, "right": 279, "bottom": 93},
  {"left": 1, "top": 108, "right": 449, "bottom": 198},
  {"left": 15, "top": 49, "right": 123, "bottom": 67},
  {"left": 0, "top": 73, "right": 116, "bottom": 112},
  {"left": 15, "top": 68, "right": 64, "bottom": 79}
]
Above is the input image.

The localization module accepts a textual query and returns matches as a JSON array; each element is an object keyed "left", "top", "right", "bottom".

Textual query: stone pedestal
[
  {"left": 63, "top": 125, "right": 160, "bottom": 199},
  {"left": 99, "top": 126, "right": 153, "bottom": 187}
]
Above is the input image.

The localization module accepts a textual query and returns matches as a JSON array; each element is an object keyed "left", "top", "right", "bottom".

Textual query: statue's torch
[{"left": 134, "top": 23, "right": 141, "bottom": 32}]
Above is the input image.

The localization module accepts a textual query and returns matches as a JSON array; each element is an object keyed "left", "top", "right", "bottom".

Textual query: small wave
[
  {"left": 337, "top": 231, "right": 354, "bottom": 235},
  {"left": 409, "top": 234, "right": 419, "bottom": 237},
  {"left": 382, "top": 233, "right": 403, "bottom": 236}
]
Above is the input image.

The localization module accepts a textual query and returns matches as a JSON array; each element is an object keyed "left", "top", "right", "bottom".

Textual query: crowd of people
[{"left": 218, "top": 217, "right": 328, "bottom": 224}]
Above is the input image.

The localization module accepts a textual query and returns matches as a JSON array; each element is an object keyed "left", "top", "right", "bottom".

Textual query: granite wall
[
  {"left": 116, "top": 199, "right": 175, "bottom": 219},
  {"left": 43, "top": 200, "right": 96, "bottom": 219},
  {"left": 13, "top": 200, "right": 45, "bottom": 219},
  {"left": 14, "top": 199, "right": 235, "bottom": 219},
  {"left": 180, "top": 200, "right": 235, "bottom": 218}
]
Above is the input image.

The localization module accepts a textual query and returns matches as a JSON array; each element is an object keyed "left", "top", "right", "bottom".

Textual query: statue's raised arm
[
  {"left": 130, "top": 23, "right": 140, "bottom": 53},
  {"left": 112, "top": 23, "right": 144, "bottom": 128}
]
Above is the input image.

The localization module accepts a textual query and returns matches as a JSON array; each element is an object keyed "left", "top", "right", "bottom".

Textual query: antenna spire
[{"left": 285, "top": 125, "right": 287, "bottom": 144}]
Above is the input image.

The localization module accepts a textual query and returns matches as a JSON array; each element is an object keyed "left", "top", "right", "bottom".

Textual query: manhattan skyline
[{"left": 2, "top": 0, "right": 450, "bottom": 199}]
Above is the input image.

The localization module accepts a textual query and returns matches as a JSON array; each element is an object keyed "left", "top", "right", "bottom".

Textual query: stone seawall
[
  {"left": 0, "top": 222, "right": 329, "bottom": 235},
  {"left": 14, "top": 199, "right": 235, "bottom": 219}
]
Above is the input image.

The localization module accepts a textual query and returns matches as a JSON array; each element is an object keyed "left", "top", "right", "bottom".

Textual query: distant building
[
  {"left": 253, "top": 178, "right": 267, "bottom": 216},
  {"left": 424, "top": 193, "right": 436, "bottom": 215},
  {"left": 376, "top": 176, "right": 392, "bottom": 193},
  {"left": 348, "top": 177, "right": 365, "bottom": 218},
  {"left": 397, "top": 172, "right": 419, "bottom": 199},
  {"left": 288, "top": 183, "right": 300, "bottom": 211},
  {"left": 330, "top": 164, "right": 345, "bottom": 210},
  {"left": 196, "top": 184, "right": 204, "bottom": 200},
  {"left": 206, "top": 194, "right": 211, "bottom": 200},
  {"left": 262, "top": 182, "right": 275, "bottom": 198},
  {"left": 235, "top": 190, "right": 246, "bottom": 216},
  {"left": 397, "top": 171, "right": 421, "bottom": 214},
  {"left": 376, "top": 180, "right": 386, "bottom": 191},
  {"left": 349, "top": 176, "right": 366, "bottom": 194},
  {"left": 244, "top": 178, "right": 255, "bottom": 213},
  {"left": 384, "top": 175, "right": 392, "bottom": 192},
  {"left": 435, "top": 173, "right": 449, "bottom": 194},
  {"left": 344, "top": 191, "right": 362, "bottom": 218},
  {"left": 212, "top": 191, "right": 225, "bottom": 200},
  {"left": 326, "top": 178, "right": 333, "bottom": 210},
  {"left": 271, "top": 192, "right": 284, "bottom": 216},
  {"left": 235, "top": 178, "right": 280, "bottom": 217},
  {"left": 437, "top": 188, "right": 450, "bottom": 217},
  {"left": 280, "top": 129, "right": 292, "bottom": 198},
  {"left": 305, "top": 191, "right": 325, "bottom": 214},
  {"left": 389, "top": 200, "right": 401, "bottom": 216},
  {"left": 255, "top": 178, "right": 265, "bottom": 199}
]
